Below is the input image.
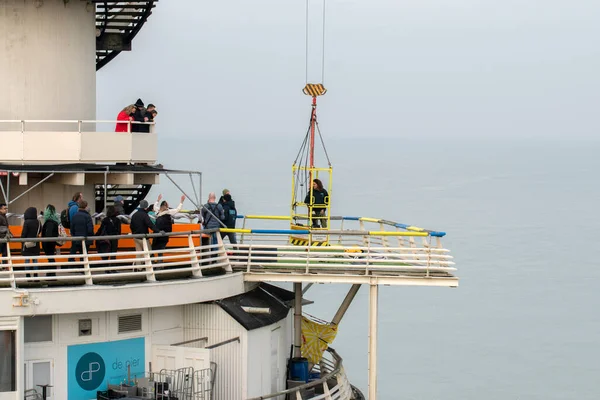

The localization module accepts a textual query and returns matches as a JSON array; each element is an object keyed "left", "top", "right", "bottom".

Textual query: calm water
[{"left": 157, "top": 136, "right": 600, "bottom": 399}]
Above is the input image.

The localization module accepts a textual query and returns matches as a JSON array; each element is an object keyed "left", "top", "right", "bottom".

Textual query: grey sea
[{"left": 155, "top": 135, "right": 600, "bottom": 399}]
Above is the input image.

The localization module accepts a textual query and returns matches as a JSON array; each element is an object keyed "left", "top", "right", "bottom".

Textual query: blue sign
[{"left": 68, "top": 337, "right": 145, "bottom": 399}]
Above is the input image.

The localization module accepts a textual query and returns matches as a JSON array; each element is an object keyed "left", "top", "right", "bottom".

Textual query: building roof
[
  {"left": 215, "top": 283, "right": 301, "bottom": 331},
  {"left": 0, "top": 163, "right": 199, "bottom": 175}
]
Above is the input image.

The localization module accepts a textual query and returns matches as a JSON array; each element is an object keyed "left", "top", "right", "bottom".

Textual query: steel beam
[
  {"left": 243, "top": 273, "right": 459, "bottom": 287},
  {"left": 368, "top": 284, "right": 378, "bottom": 400},
  {"left": 331, "top": 284, "right": 361, "bottom": 325},
  {"left": 294, "top": 282, "right": 303, "bottom": 358}
]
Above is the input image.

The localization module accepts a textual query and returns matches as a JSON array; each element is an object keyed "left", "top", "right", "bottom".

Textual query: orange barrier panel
[{"left": 5, "top": 223, "right": 203, "bottom": 253}]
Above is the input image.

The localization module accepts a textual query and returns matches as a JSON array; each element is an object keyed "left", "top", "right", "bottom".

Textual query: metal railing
[
  {"left": 0, "top": 223, "right": 455, "bottom": 288},
  {"left": 100, "top": 366, "right": 214, "bottom": 400},
  {"left": 247, "top": 348, "right": 351, "bottom": 400},
  {"left": 0, "top": 229, "right": 231, "bottom": 288}
]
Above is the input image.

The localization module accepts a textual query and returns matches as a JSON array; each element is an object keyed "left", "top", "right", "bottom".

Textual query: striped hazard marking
[
  {"left": 302, "top": 83, "right": 327, "bottom": 97},
  {"left": 289, "top": 237, "right": 329, "bottom": 246}
]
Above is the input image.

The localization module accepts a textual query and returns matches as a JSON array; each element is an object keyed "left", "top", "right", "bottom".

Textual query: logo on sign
[{"left": 75, "top": 352, "right": 106, "bottom": 391}]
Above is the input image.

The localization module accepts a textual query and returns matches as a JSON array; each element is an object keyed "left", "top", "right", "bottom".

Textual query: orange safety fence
[{"left": 3, "top": 223, "right": 208, "bottom": 264}]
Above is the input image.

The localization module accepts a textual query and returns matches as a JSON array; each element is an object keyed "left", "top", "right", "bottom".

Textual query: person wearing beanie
[
  {"left": 220, "top": 193, "right": 238, "bottom": 244},
  {"left": 130, "top": 199, "right": 159, "bottom": 263},
  {"left": 218, "top": 188, "right": 230, "bottom": 204},
  {"left": 132, "top": 98, "right": 146, "bottom": 132},
  {"left": 113, "top": 195, "right": 125, "bottom": 216}
]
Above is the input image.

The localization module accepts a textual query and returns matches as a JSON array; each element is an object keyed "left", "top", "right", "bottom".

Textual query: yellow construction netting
[{"left": 301, "top": 315, "right": 338, "bottom": 364}]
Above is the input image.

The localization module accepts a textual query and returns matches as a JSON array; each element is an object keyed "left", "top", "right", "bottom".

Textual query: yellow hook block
[{"left": 303, "top": 83, "right": 327, "bottom": 97}]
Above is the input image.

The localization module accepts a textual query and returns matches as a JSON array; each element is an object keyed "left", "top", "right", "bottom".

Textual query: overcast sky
[{"left": 97, "top": 0, "right": 600, "bottom": 140}]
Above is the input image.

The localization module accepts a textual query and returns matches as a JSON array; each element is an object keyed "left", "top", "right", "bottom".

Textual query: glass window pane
[
  {"left": 24, "top": 316, "right": 52, "bottom": 343},
  {"left": 33, "top": 362, "right": 51, "bottom": 397},
  {"left": 0, "top": 330, "right": 16, "bottom": 392}
]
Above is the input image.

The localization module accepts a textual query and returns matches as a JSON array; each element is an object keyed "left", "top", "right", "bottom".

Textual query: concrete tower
[
  {"left": 0, "top": 0, "right": 159, "bottom": 215},
  {"left": 0, "top": 0, "right": 96, "bottom": 121}
]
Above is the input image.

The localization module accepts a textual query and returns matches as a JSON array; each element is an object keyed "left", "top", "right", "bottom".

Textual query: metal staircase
[
  {"left": 94, "top": 184, "right": 153, "bottom": 213},
  {"left": 93, "top": 1, "right": 159, "bottom": 70}
]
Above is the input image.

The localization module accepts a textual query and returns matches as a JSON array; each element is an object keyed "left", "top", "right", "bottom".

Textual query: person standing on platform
[
  {"left": 41, "top": 204, "right": 60, "bottom": 277},
  {"left": 95, "top": 206, "right": 122, "bottom": 271},
  {"left": 69, "top": 201, "right": 94, "bottom": 265},
  {"left": 201, "top": 193, "right": 224, "bottom": 246},
  {"left": 304, "top": 178, "right": 329, "bottom": 228},
  {"left": 131, "top": 98, "right": 146, "bottom": 132},
  {"left": 115, "top": 104, "right": 135, "bottom": 132},
  {"left": 220, "top": 193, "right": 238, "bottom": 244},
  {"left": 0, "top": 203, "right": 11, "bottom": 267},
  {"left": 130, "top": 200, "right": 159, "bottom": 264},
  {"left": 113, "top": 195, "right": 126, "bottom": 216},
  {"left": 21, "top": 207, "right": 41, "bottom": 278},
  {"left": 68, "top": 192, "right": 83, "bottom": 225},
  {"left": 152, "top": 195, "right": 186, "bottom": 261}
]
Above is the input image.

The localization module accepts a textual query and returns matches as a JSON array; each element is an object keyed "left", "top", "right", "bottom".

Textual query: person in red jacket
[{"left": 115, "top": 104, "right": 136, "bottom": 132}]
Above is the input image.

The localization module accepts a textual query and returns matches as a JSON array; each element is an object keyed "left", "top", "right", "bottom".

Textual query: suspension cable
[
  {"left": 321, "top": 0, "right": 326, "bottom": 84},
  {"left": 304, "top": 0, "right": 327, "bottom": 84},
  {"left": 305, "top": 0, "right": 310, "bottom": 84},
  {"left": 315, "top": 119, "right": 331, "bottom": 167}
]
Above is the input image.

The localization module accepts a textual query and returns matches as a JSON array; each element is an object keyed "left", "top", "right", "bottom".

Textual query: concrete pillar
[{"left": 0, "top": 0, "right": 96, "bottom": 126}]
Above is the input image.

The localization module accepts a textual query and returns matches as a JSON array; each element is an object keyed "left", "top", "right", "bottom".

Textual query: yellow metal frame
[{"left": 290, "top": 165, "right": 333, "bottom": 243}]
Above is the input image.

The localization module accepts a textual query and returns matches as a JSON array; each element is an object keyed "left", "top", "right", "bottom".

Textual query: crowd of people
[
  {"left": 0, "top": 188, "right": 240, "bottom": 275},
  {"left": 115, "top": 99, "right": 158, "bottom": 133}
]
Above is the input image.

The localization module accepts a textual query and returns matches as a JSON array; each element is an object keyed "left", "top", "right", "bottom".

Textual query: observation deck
[
  {"left": 0, "top": 215, "right": 457, "bottom": 317},
  {"left": 0, "top": 120, "right": 157, "bottom": 165}
]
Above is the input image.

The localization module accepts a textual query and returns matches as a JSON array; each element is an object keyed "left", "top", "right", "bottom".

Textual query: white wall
[
  {"left": 0, "top": 0, "right": 96, "bottom": 123},
  {"left": 183, "top": 303, "right": 294, "bottom": 400},
  {"left": 21, "top": 305, "right": 184, "bottom": 399},
  {"left": 3, "top": 180, "right": 97, "bottom": 225},
  {"left": 246, "top": 313, "right": 293, "bottom": 399},
  {"left": 183, "top": 304, "right": 247, "bottom": 400}
]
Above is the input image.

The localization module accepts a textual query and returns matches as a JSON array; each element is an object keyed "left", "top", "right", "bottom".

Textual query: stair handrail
[{"left": 246, "top": 347, "right": 346, "bottom": 400}]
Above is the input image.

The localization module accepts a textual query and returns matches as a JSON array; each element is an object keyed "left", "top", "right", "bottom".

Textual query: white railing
[
  {"left": 247, "top": 348, "right": 353, "bottom": 400},
  {"left": 226, "top": 240, "right": 455, "bottom": 276},
  {"left": 0, "top": 228, "right": 456, "bottom": 289},
  {"left": 0, "top": 119, "right": 155, "bottom": 134},
  {"left": 0, "top": 230, "right": 231, "bottom": 288}
]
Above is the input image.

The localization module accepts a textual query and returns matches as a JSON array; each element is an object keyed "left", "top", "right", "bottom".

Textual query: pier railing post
[
  {"left": 189, "top": 234, "right": 202, "bottom": 277},
  {"left": 142, "top": 238, "right": 156, "bottom": 282},
  {"left": 216, "top": 232, "right": 232, "bottom": 273},
  {"left": 368, "top": 283, "right": 378, "bottom": 400},
  {"left": 294, "top": 282, "right": 303, "bottom": 358},
  {"left": 6, "top": 243, "right": 15, "bottom": 289},
  {"left": 82, "top": 240, "right": 93, "bottom": 285}
]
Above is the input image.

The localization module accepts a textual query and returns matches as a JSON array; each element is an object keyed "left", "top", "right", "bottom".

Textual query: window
[
  {"left": 0, "top": 330, "right": 16, "bottom": 392},
  {"left": 118, "top": 314, "right": 142, "bottom": 334},
  {"left": 24, "top": 316, "right": 52, "bottom": 343}
]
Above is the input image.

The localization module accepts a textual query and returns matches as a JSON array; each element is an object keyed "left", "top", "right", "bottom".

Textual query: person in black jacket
[
  {"left": 139, "top": 104, "right": 156, "bottom": 133},
  {"left": 131, "top": 98, "right": 146, "bottom": 132},
  {"left": 153, "top": 211, "right": 172, "bottom": 261},
  {"left": 95, "top": 206, "right": 122, "bottom": 271},
  {"left": 304, "top": 178, "right": 329, "bottom": 228},
  {"left": 0, "top": 203, "right": 11, "bottom": 267},
  {"left": 69, "top": 201, "right": 94, "bottom": 264},
  {"left": 41, "top": 204, "right": 60, "bottom": 277},
  {"left": 130, "top": 200, "right": 159, "bottom": 264},
  {"left": 220, "top": 193, "right": 237, "bottom": 244},
  {"left": 21, "top": 206, "right": 41, "bottom": 278}
]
